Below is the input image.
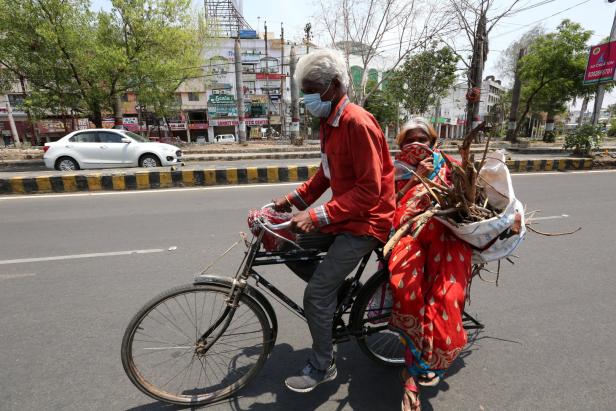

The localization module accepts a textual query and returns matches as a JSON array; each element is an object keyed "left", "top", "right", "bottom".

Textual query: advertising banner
[{"left": 584, "top": 41, "right": 616, "bottom": 85}]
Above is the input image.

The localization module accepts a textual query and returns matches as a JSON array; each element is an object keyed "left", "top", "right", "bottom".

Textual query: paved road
[
  {"left": 0, "top": 153, "right": 588, "bottom": 177},
  {"left": 1, "top": 170, "right": 615, "bottom": 410}
]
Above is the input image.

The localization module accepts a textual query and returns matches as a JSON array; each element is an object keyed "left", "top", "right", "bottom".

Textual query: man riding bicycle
[{"left": 272, "top": 48, "right": 395, "bottom": 393}]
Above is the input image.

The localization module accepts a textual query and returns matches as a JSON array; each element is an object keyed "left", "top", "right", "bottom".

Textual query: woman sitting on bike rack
[
  {"left": 389, "top": 118, "right": 473, "bottom": 411},
  {"left": 271, "top": 48, "right": 396, "bottom": 394}
]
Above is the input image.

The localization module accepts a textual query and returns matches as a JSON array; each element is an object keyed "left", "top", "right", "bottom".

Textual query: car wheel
[
  {"left": 55, "top": 157, "right": 79, "bottom": 171},
  {"left": 139, "top": 154, "right": 161, "bottom": 168}
]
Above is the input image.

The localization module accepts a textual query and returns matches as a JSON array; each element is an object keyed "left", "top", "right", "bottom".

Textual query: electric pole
[
  {"left": 280, "top": 22, "right": 285, "bottom": 139},
  {"left": 303, "top": 23, "right": 312, "bottom": 138},
  {"left": 264, "top": 21, "right": 271, "bottom": 137},
  {"left": 234, "top": 38, "right": 247, "bottom": 144},
  {"left": 507, "top": 47, "right": 525, "bottom": 142},
  {"left": 290, "top": 44, "right": 300, "bottom": 145},
  {"left": 592, "top": 7, "right": 616, "bottom": 126}
]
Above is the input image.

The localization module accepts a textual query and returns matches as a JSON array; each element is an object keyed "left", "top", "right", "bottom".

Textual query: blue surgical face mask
[{"left": 304, "top": 82, "right": 333, "bottom": 118}]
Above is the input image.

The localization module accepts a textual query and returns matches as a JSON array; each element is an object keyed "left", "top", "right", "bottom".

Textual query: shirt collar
[{"left": 325, "top": 95, "right": 350, "bottom": 127}]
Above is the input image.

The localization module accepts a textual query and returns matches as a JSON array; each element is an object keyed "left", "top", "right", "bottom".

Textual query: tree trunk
[
  {"left": 113, "top": 94, "right": 123, "bottom": 127},
  {"left": 90, "top": 106, "right": 103, "bottom": 128},
  {"left": 578, "top": 96, "right": 589, "bottom": 125},
  {"left": 543, "top": 111, "right": 555, "bottom": 142},
  {"left": 506, "top": 48, "right": 525, "bottom": 143},
  {"left": 466, "top": 14, "right": 488, "bottom": 140}
]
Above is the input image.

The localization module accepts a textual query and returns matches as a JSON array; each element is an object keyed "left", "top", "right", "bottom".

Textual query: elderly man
[{"left": 272, "top": 49, "right": 395, "bottom": 393}]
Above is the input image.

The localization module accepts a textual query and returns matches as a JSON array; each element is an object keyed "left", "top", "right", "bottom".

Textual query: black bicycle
[{"left": 121, "top": 204, "right": 483, "bottom": 406}]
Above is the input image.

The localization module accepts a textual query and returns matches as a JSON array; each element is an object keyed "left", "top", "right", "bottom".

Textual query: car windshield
[{"left": 123, "top": 131, "right": 149, "bottom": 142}]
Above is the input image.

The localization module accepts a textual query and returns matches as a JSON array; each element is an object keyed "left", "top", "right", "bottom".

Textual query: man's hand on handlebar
[
  {"left": 272, "top": 195, "right": 292, "bottom": 212},
  {"left": 290, "top": 210, "right": 316, "bottom": 233}
]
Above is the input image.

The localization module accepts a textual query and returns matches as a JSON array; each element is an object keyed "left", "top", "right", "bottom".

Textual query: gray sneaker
[{"left": 284, "top": 360, "right": 337, "bottom": 393}]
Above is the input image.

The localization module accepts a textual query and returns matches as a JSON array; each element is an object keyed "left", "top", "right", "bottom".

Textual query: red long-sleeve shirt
[{"left": 287, "top": 96, "right": 395, "bottom": 243}]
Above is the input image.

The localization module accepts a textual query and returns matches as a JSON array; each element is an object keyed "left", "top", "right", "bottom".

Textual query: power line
[{"left": 491, "top": 0, "right": 592, "bottom": 39}]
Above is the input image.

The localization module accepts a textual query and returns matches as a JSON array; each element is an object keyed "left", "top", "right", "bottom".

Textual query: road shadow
[{"left": 125, "top": 330, "right": 484, "bottom": 411}]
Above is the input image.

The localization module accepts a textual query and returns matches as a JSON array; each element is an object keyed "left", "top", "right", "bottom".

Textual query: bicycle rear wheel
[
  {"left": 351, "top": 269, "right": 405, "bottom": 367},
  {"left": 121, "top": 283, "right": 271, "bottom": 406}
]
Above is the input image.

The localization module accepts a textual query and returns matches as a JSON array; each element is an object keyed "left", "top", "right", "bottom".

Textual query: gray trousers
[{"left": 287, "top": 232, "right": 379, "bottom": 370}]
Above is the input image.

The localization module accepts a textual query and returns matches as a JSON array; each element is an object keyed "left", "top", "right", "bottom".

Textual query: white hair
[{"left": 295, "top": 49, "right": 349, "bottom": 90}]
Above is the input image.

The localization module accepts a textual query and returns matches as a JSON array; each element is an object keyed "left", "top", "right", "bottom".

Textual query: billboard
[{"left": 584, "top": 41, "right": 616, "bottom": 85}]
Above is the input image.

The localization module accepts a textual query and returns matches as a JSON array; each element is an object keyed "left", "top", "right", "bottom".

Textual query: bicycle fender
[{"left": 193, "top": 275, "right": 278, "bottom": 350}]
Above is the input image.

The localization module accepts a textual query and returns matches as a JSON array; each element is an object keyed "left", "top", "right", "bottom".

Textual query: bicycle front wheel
[
  {"left": 351, "top": 269, "right": 405, "bottom": 367},
  {"left": 121, "top": 283, "right": 272, "bottom": 406}
]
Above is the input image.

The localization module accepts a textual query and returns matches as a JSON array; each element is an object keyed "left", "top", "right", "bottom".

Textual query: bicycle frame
[{"left": 197, "top": 226, "right": 483, "bottom": 352}]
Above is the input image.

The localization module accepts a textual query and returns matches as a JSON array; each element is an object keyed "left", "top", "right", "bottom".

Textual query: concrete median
[{"left": 0, "top": 158, "right": 596, "bottom": 195}]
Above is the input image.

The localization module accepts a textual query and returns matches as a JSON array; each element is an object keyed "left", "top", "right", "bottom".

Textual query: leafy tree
[
  {"left": 389, "top": 43, "right": 458, "bottom": 116},
  {"left": 364, "top": 80, "right": 399, "bottom": 130},
  {"left": 0, "top": 0, "right": 207, "bottom": 127},
  {"left": 515, "top": 20, "right": 592, "bottom": 138}
]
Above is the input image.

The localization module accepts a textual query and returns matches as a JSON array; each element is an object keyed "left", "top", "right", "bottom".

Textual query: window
[
  {"left": 123, "top": 131, "right": 149, "bottom": 142},
  {"left": 98, "top": 132, "right": 123, "bottom": 143},
  {"left": 69, "top": 132, "right": 99, "bottom": 143},
  {"left": 188, "top": 92, "right": 200, "bottom": 102},
  {"left": 121, "top": 93, "right": 129, "bottom": 102},
  {"left": 8, "top": 94, "right": 25, "bottom": 107}
]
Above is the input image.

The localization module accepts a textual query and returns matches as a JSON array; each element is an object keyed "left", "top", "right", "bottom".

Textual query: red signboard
[
  {"left": 188, "top": 122, "right": 208, "bottom": 130},
  {"left": 584, "top": 41, "right": 616, "bottom": 85},
  {"left": 256, "top": 73, "right": 284, "bottom": 81},
  {"left": 211, "top": 119, "right": 239, "bottom": 127}
]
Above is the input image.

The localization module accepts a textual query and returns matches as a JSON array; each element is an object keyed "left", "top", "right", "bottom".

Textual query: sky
[{"left": 91, "top": 0, "right": 616, "bottom": 109}]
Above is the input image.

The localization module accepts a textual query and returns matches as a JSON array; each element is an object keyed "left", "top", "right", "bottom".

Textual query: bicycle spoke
[{"left": 124, "top": 286, "right": 269, "bottom": 405}]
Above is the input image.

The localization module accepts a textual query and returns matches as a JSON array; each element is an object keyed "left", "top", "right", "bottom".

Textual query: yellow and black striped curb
[
  {"left": 0, "top": 159, "right": 596, "bottom": 195},
  {"left": 0, "top": 165, "right": 320, "bottom": 195}
]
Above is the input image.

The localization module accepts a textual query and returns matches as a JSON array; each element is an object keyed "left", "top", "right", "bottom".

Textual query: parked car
[
  {"left": 215, "top": 134, "right": 236, "bottom": 143},
  {"left": 43, "top": 129, "right": 183, "bottom": 171}
]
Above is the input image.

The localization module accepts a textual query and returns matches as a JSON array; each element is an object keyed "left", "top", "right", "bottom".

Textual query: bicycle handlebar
[
  {"left": 260, "top": 203, "right": 292, "bottom": 230},
  {"left": 256, "top": 203, "right": 301, "bottom": 249}
]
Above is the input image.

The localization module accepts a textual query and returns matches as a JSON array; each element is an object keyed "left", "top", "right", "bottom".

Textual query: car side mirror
[{"left": 121, "top": 137, "right": 131, "bottom": 143}]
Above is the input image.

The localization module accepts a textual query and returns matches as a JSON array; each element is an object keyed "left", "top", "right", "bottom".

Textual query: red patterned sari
[{"left": 389, "top": 152, "right": 473, "bottom": 378}]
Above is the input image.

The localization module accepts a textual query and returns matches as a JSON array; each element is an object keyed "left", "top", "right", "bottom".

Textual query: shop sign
[
  {"left": 245, "top": 118, "right": 268, "bottom": 126},
  {"left": 269, "top": 115, "right": 281, "bottom": 125},
  {"left": 208, "top": 94, "right": 235, "bottom": 104},
  {"left": 38, "top": 120, "right": 66, "bottom": 133},
  {"left": 77, "top": 118, "right": 90, "bottom": 130},
  {"left": 269, "top": 94, "right": 281, "bottom": 102},
  {"left": 210, "top": 119, "right": 239, "bottom": 127},
  {"left": 251, "top": 95, "right": 268, "bottom": 103},
  {"left": 188, "top": 123, "right": 208, "bottom": 130},
  {"left": 208, "top": 106, "right": 238, "bottom": 117},
  {"left": 168, "top": 122, "right": 186, "bottom": 130}
]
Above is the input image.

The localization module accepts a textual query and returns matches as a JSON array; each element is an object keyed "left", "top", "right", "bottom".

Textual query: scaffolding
[{"left": 204, "top": 0, "right": 254, "bottom": 38}]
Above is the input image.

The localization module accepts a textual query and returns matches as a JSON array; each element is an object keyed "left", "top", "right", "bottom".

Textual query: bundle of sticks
[{"left": 385, "top": 122, "right": 500, "bottom": 256}]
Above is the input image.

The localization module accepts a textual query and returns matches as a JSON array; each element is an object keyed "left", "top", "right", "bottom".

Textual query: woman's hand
[
  {"left": 416, "top": 157, "right": 434, "bottom": 178},
  {"left": 272, "top": 195, "right": 292, "bottom": 212},
  {"left": 290, "top": 210, "right": 316, "bottom": 233}
]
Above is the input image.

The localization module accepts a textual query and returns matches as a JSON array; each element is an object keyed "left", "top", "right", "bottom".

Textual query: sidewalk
[{"left": 2, "top": 142, "right": 615, "bottom": 170}]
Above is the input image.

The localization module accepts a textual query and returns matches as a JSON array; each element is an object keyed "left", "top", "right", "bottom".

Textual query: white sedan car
[{"left": 43, "top": 129, "right": 183, "bottom": 171}]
